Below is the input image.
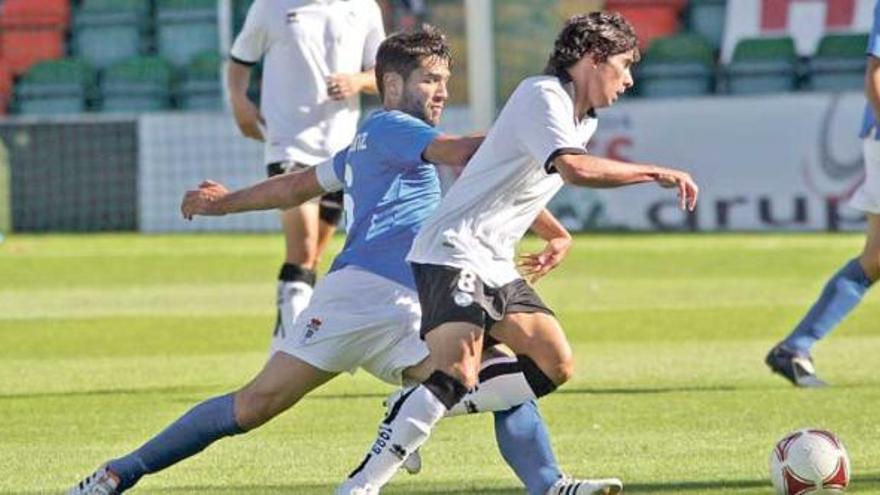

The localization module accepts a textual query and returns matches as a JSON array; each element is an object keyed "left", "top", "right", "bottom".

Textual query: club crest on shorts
[
  {"left": 302, "top": 317, "right": 322, "bottom": 342},
  {"left": 453, "top": 291, "right": 473, "bottom": 307}
]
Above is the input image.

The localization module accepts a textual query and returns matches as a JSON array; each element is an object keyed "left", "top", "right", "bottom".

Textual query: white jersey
[
  {"left": 407, "top": 75, "right": 598, "bottom": 287},
  {"left": 231, "top": 0, "right": 385, "bottom": 165}
]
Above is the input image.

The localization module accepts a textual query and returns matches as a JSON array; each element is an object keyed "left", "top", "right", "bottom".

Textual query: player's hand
[
  {"left": 518, "top": 236, "right": 571, "bottom": 283},
  {"left": 231, "top": 95, "right": 265, "bottom": 141},
  {"left": 654, "top": 168, "right": 698, "bottom": 211},
  {"left": 181, "top": 180, "right": 230, "bottom": 220},
  {"left": 326, "top": 73, "right": 360, "bottom": 100}
]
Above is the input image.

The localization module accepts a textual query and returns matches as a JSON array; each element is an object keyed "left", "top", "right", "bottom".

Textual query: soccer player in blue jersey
[
  {"left": 69, "top": 27, "right": 602, "bottom": 495},
  {"left": 765, "top": 0, "right": 880, "bottom": 388}
]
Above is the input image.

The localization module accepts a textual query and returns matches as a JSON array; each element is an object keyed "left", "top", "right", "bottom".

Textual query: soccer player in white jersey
[
  {"left": 765, "top": 0, "right": 880, "bottom": 387},
  {"left": 228, "top": 0, "right": 385, "bottom": 345},
  {"left": 68, "top": 27, "right": 598, "bottom": 495},
  {"left": 339, "top": 12, "right": 699, "bottom": 495}
]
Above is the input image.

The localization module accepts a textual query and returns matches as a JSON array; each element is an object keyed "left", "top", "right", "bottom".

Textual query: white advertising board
[
  {"left": 549, "top": 91, "right": 867, "bottom": 232},
  {"left": 139, "top": 96, "right": 866, "bottom": 233}
]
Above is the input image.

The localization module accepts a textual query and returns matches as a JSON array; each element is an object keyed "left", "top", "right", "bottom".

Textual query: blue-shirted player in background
[
  {"left": 766, "top": 0, "right": 880, "bottom": 387},
  {"left": 69, "top": 27, "right": 600, "bottom": 495}
]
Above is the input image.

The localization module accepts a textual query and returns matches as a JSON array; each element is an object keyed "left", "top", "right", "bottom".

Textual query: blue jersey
[
  {"left": 328, "top": 110, "right": 442, "bottom": 289},
  {"left": 860, "top": 0, "right": 880, "bottom": 139}
]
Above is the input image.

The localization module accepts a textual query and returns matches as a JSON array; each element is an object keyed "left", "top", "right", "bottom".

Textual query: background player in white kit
[
  {"left": 68, "top": 27, "right": 595, "bottom": 495},
  {"left": 228, "top": 0, "right": 385, "bottom": 341},
  {"left": 339, "top": 12, "right": 699, "bottom": 495}
]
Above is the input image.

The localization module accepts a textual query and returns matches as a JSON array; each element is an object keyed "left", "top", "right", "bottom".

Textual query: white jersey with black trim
[
  {"left": 230, "top": 0, "right": 385, "bottom": 165},
  {"left": 407, "top": 75, "right": 598, "bottom": 288}
]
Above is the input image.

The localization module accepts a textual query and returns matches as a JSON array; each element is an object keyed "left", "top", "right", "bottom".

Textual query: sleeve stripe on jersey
[
  {"left": 229, "top": 54, "right": 258, "bottom": 67},
  {"left": 544, "top": 147, "right": 587, "bottom": 174}
]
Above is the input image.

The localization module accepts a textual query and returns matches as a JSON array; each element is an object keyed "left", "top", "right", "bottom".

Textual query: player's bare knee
[
  {"left": 234, "top": 387, "right": 285, "bottom": 430},
  {"left": 445, "top": 362, "right": 478, "bottom": 390},
  {"left": 553, "top": 357, "right": 575, "bottom": 385},
  {"left": 859, "top": 251, "right": 880, "bottom": 281}
]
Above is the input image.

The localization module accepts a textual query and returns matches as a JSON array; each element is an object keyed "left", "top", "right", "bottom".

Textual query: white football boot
[
  {"left": 545, "top": 475, "right": 623, "bottom": 495},
  {"left": 67, "top": 465, "right": 119, "bottom": 495}
]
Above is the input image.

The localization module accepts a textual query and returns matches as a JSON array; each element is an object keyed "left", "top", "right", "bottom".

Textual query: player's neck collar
[{"left": 553, "top": 70, "right": 596, "bottom": 121}]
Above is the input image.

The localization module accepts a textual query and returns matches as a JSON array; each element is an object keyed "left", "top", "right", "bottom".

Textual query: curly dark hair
[
  {"left": 375, "top": 24, "right": 452, "bottom": 98},
  {"left": 544, "top": 11, "right": 639, "bottom": 76}
]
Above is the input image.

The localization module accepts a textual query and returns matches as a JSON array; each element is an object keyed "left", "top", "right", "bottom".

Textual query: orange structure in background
[
  {"left": 606, "top": 0, "right": 687, "bottom": 51},
  {"left": 0, "top": 0, "right": 70, "bottom": 77}
]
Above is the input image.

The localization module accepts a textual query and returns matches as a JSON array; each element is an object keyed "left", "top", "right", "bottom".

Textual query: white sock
[
  {"left": 342, "top": 385, "right": 446, "bottom": 491},
  {"left": 446, "top": 356, "right": 537, "bottom": 417},
  {"left": 276, "top": 280, "right": 312, "bottom": 330}
]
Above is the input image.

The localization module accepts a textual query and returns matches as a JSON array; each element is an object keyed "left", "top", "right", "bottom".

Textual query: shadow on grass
[
  {"left": 558, "top": 381, "right": 878, "bottom": 396},
  {"left": 5, "top": 379, "right": 877, "bottom": 403},
  {"left": 0, "top": 387, "right": 391, "bottom": 404},
  {"left": 0, "top": 383, "right": 833, "bottom": 402},
  {"left": 627, "top": 473, "right": 880, "bottom": 493},
  {"left": 28, "top": 474, "right": 880, "bottom": 495},
  {"left": 0, "top": 385, "right": 215, "bottom": 401},
  {"left": 28, "top": 484, "right": 524, "bottom": 495}
]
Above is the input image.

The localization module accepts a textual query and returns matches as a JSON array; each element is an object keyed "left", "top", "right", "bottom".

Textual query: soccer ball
[{"left": 769, "top": 429, "right": 851, "bottom": 494}]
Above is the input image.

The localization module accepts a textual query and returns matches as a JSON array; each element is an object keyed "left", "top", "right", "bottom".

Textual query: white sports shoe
[
  {"left": 383, "top": 388, "right": 422, "bottom": 475},
  {"left": 545, "top": 475, "right": 623, "bottom": 495},
  {"left": 67, "top": 465, "right": 120, "bottom": 495}
]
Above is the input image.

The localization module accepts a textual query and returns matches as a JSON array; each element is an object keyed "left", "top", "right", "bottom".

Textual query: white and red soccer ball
[{"left": 770, "top": 429, "right": 851, "bottom": 494}]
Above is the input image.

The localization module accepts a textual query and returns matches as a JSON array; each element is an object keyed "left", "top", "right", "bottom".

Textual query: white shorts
[
  {"left": 849, "top": 137, "right": 880, "bottom": 214},
  {"left": 270, "top": 266, "right": 428, "bottom": 385}
]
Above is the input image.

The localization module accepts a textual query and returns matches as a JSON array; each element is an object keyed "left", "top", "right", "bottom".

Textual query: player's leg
[
  {"left": 69, "top": 269, "right": 380, "bottom": 494},
  {"left": 768, "top": 137, "right": 880, "bottom": 387},
  {"left": 314, "top": 190, "right": 344, "bottom": 267},
  {"left": 767, "top": 213, "right": 879, "bottom": 387},
  {"left": 364, "top": 292, "right": 597, "bottom": 495},
  {"left": 277, "top": 200, "right": 320, "bottom": 320},
  {"left": 486, "top": 312, "right": 621, "bottom": 494},
  {"left": 339, "top": 266, "right": 516, "bottom": 493},
  {"left": 440, "top": 312, "right": 571, "bottom": 418},
  {"left": 69, "top": 352, "right": 336, "bottom": 494},
  {"left": 234, "top": 351, "right": 338, "bottom": 429},
  {"left": 495, "top": 399, "right": 621, "bottom": 495},
  {"left": 391, "top": 347, "right": 568, "bottom": 495},
  {"left": 270, "top": 162, "right": 321, "bottom": 340},
  {"left": 476, "top": 346, "right": 564, "bottom": 495},
  {"left": 444, "top": 278, "right": 575, "bottom": 417},
  {"left": 494, "top": 400, "right": 561, "bottom": 495},
  {"left": 339, "top": 322, "right": 484, "bottom": 494}
]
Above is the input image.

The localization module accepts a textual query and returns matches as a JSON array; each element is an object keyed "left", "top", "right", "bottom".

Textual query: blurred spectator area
[{"left": 0, "top": 0, "right": 871, "bottom": 116}]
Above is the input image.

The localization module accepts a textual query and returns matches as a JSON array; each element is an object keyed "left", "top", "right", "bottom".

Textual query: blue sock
[
  {"left": 107, "top": 393, "right": 244, "bottom": 491},
  {"left": 494, "top": 400, "right": 562, "bottom": 495},
  {"left": 782, "top": 258, "right": 873, "bottom": 353}
]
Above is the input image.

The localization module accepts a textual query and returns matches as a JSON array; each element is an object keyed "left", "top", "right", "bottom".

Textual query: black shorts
[
  {"left": 412, "top": 263, "right": 554, "bottom": 340},
  {"left": 266, "top": 161, "right": 343, "bottom": 223}
]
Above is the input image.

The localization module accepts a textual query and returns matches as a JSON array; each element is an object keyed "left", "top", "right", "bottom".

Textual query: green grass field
[{"left": 2, "top": 233, "right": 879, "bottom": 494}]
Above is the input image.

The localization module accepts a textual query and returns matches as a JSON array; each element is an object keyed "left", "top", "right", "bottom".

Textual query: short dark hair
[
  {"left": 375, "top": 24, "right": 452, "bottom": 98},
  {"left": 544, "top": 11, "right": 639, "bottom": 76}
]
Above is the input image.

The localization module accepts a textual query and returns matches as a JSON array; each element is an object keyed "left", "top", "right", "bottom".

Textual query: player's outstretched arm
[
  {"left": 553, "top": 153, "right": 699, "bottom": 211},
  {"left": 423, "top": 134, "right": 484, "bottom": 168},
  {"left": 519, "top": 208, "right": 572, "bottom": 283},
  {"left": 181, "top": 168, "right": 326, "bottom": 219}
]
